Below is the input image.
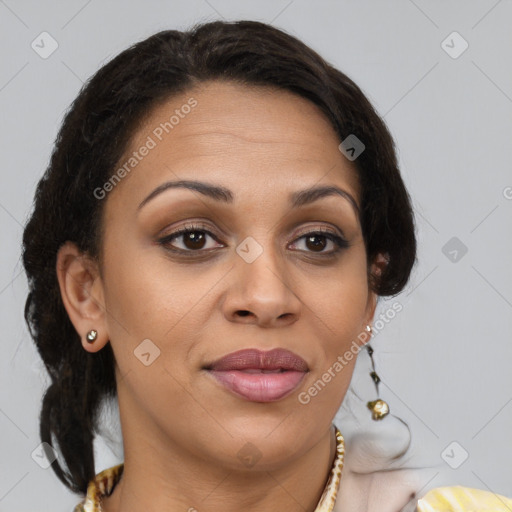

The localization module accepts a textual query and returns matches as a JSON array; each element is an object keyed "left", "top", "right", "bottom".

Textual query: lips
[
  {"left": 204, "top": 348, "right": 308, "bottom": 372},
  {"left": 204, "top": 348, "right": 309, "bottom": 402}
]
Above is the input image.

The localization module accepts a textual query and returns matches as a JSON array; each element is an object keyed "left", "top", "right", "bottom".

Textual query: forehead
[{"left": 106, "top": 80, "right": 361, "bottom": 210}]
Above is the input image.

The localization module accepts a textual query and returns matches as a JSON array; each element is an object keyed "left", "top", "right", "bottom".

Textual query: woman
[{"left": 21, "top": 20, "right": 512, "bottom": 512}]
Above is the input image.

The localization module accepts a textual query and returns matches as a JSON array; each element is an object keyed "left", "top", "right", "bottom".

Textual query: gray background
[{"left": 1, "top": 1, "right": 511, "bottom": 510}]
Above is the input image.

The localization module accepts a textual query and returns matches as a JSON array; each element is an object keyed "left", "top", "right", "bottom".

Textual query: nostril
[{"left": 237, "top": 310, "right": 251, "bottom": 317}]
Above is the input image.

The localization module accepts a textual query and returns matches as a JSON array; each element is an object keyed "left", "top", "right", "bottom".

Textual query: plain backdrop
[{"left": 1, "top": 1, "right": 511, "bottom": 510}]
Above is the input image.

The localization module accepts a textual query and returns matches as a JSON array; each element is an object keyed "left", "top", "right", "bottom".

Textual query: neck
[{"left": 101, "top": 421, "right": 337, "bottom": 512}]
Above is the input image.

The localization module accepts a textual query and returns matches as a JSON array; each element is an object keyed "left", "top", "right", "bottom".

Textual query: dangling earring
[
  {"left": 86, "top": 329, "right": 98, "bottom": 343},
  {"left": 365, "top": 325, "right": 390, "bottom": 420}
]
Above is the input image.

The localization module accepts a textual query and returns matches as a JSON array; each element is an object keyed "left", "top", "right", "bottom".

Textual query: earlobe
[
  {"left": 55, "top": 241, "right": 109, "bottom": 353},
  {"left": 362, "top": 294, "right": 377, "bottom": 345}
]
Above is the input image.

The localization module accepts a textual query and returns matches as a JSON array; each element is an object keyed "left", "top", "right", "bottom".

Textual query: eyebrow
[{"left": 137, "top": 179, "right": 360, "bottom": 217}]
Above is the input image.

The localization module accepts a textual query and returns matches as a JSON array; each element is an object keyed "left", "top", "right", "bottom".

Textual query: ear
[
  {"left": 362, "top": 252, "right": 390, "bottom": 341},
  {"left": 56, "top": 241, "right": 109, "bottom": 353}
]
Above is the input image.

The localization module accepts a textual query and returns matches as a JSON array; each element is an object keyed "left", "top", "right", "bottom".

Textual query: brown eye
[
  {"left": 304, "top": 234, "right": 328, "bottom": 252},
  {"left": 290, "top": 230, "right": 349, "bottom": 255},
  {"left": 158, "top": 224, "right": 348, "bottom": 257},
  {"left": 158, "top": 223, "right": 224, "bottom": 253},
  {"left": 181, "top": 231, "right": 207, "bottom": 250}
]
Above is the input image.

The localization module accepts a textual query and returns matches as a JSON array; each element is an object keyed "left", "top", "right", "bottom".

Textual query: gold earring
[
  {"left": 86, "top": 330, "right": 98, "bottom": 343},
  {"left": 365, "top": 325, "right": 390, "bottom": 420}
]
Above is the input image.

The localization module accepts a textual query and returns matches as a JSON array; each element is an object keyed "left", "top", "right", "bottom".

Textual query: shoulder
[
  {"left": 416, "top": 485, "right": 512, "bottom": 511},
  {"left": 332, "top": 410, "right": 433, "bottom": 512},
  {"left": 333, "top": 465, "right": 430, "bottom": 512},
  {"left": 334, "top": 474, "right": 512, "bottom": 512},
  {"left": 330, "top": 411, "right": 512, "bottom": 512},
  {"left": 71, "top": 463, "right": 124, "bottom": 512},
  {"left": 334, "top": 475, "right": 512, "bottom": 512}
]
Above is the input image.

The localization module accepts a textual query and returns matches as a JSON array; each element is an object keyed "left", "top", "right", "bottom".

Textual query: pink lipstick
[{"left": 204, "top": 348, "right": 308, "bottom": 402}]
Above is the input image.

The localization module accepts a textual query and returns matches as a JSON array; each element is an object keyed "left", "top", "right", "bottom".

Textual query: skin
[{"left": 57, "top": 81, "right": 387, "bottom": 512}]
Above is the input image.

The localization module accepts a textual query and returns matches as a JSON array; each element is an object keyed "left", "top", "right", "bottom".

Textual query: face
[{"left": 89, "top": 81, "right": 377, "bottom": 468}]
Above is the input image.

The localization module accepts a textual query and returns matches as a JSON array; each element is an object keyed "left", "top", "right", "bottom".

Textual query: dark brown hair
[{"left": 22, "top": 19, "right": 416, "bottom": 494}]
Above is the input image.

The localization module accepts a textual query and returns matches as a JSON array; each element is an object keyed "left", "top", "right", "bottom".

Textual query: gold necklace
[{"left": 315, "top": 425, "right": 345, "bottom": 512}]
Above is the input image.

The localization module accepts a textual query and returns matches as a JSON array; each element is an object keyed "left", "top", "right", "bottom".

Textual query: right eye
[{"left": 157, "top": 223, "right": 225, "bottom": 253}]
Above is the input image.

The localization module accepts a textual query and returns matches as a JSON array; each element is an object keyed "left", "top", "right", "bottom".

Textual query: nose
[{"left": 221, "top": 239, "right": 302, "bottom": 328}]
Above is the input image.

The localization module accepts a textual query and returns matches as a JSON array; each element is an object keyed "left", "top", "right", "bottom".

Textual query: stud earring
[
  {"left": 86, "top": 329, "right": 98, "bottom": 343},
  {"left": 365, "top": 325, "right": 390, "bottom": 420}
]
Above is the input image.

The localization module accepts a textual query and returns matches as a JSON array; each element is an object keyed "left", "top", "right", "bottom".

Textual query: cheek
[
  {"left": 309, "top": 249, "right": 369, "bottom": 322},
  {"left": 101, "top": 239, "right": 223, "bottom": 371},
  {"left": 101, "top": 239, "right": 193, "bottom": 331},
  {"left": 298, "top": 269, "right": 368, "bottom": 415},
  {"left": 306, "top": 251, "right": 370, "bottom": 374}
]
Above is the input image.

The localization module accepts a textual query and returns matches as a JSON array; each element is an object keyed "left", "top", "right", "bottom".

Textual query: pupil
[
  {"left": 306, "top": 235, "right": 326, "bottom": 251},
  {"left": 186, "top": 232, "right": 205, "bottom": 249}
]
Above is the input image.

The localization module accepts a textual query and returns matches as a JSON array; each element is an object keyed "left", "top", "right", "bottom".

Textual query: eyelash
[{"left": 157, "top": 222, "right": 349, "bottom": 257}]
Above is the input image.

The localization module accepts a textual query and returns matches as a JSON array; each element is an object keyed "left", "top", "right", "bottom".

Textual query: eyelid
[
  {"left": 157, "top": 220, "right": 349, "bottom": 256},
  {"left": 157, "top": 222, "right": 224, "bottom": 247},
  {"left": 292, "top": 223, "right": 346, "bottom": 241},
  {"left": 158, "top": 220, "right": 346, "bottom": 243}
]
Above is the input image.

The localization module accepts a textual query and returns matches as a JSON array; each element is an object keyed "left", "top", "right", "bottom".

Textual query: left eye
[
  {"left": 158, "top": 224, "right": 348, "bottom": 254},
  {"left": 290, "top": 231, "right": 348, "bottom": 253}
]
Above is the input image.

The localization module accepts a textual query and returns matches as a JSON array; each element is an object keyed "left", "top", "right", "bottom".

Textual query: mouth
[
  {"left": 204, "top": 347, "right": 309, "bottom": 372},
  {"left": 203, "top": 348, "right": 309, "bottom": 402}
]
